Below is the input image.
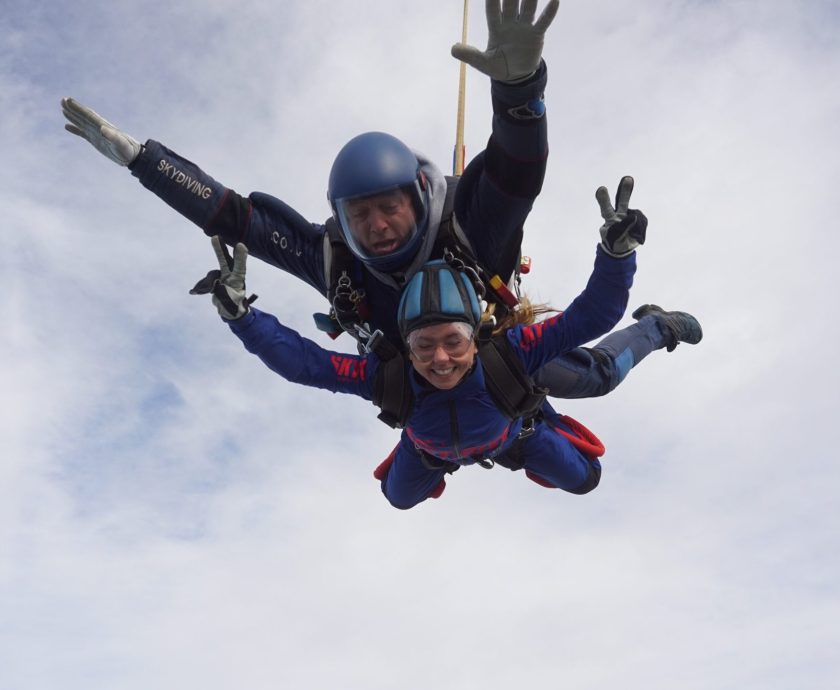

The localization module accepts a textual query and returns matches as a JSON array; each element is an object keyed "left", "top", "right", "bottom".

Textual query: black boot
[{"left": 632, "top": 304, "right": 702, "bottom": 352}]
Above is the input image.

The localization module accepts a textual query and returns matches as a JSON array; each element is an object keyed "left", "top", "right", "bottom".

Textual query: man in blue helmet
[
  {"left": 61, "top": 1, "right": 556, "bottom": 315},
  {"left": 327, "top": 132, "right": 433, "bottom": 274},
  {"left": 60, "top": 0, "right": 666, "bottom": 400}
]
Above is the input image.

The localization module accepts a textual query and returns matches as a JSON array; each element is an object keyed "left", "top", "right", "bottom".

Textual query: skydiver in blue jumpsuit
[{"left": 201, "top": 185, "right": 701, "bottom": 509}]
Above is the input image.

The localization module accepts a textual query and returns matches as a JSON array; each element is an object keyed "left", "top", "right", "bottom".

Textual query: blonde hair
[{"left": 484, "top": 296, "right": 559, "bottom": 336}]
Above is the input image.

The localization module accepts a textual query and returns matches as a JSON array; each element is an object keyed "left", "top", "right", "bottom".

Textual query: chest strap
[{"left": 477, "top": 334, "right": 547, "bottom": 423}]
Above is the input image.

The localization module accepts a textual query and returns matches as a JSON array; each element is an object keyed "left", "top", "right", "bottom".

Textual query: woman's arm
[
  {"left": 508, "top": 245, "right": 637, "bottom": 374},
  {"left": 228, "top": 308, "right": 376, "bottom": 400}
]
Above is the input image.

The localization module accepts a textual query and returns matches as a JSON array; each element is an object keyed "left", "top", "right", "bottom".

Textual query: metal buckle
[
  {"left": 517, "top": 417, "right": 537, "bottom": 439},
  {"left": 443, "top": 248, "right": 487, "bottom": 300},
  {"left": 353, "top": 323, "right": 384, "bottom": 354}
]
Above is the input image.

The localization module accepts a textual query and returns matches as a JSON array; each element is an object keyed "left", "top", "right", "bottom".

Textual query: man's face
[
  {"left": 344, "top": 189, "right": 416, "bottom": 256},
  {"left": 408, "top": 322, "right": 477, "bottom": 390}
]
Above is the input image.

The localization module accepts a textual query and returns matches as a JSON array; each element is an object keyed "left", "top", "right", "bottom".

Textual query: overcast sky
[{"left": 3, "top": 1, "right": 839, "bottom": 688}]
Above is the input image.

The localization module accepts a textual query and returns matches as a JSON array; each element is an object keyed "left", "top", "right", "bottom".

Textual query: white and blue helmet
[{"left": 397, "top": 260, "right": 482, "bottom": 341}]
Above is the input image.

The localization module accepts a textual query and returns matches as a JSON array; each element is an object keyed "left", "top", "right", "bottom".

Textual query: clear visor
[
  {"left": 335, "top": 183, "right": 427, "bottom": 262},
  {"left": 407, "top": 322, "right": 475, "bottom": 362}
]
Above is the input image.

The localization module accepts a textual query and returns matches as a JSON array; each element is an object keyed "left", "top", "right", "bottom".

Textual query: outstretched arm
[
  {"left": 451, "top": 1, "right": 559, "bottom": 276},
  {"left": 195, "top": 237, "right": 375, "bottom": 398},
  {"left": 61, "top": 98, "right": 329, "bottom": 293},
  {"left": 230, "top": 308, "right": 376, "bottom": 398},
  {"left": 509, "top": 177, "right": 647, "bottom": 373}
]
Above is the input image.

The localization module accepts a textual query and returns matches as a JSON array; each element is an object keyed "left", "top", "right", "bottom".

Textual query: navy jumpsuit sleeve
[
  {"left": 455, "top": 61, "right": 549, "bottom": 274},
  {"left": 129, "top": 141, "right": 328, "bottom": 294}
]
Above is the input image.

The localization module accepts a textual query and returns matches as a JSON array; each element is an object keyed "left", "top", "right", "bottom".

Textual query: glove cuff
[
  {"left": 499, "top": 69, "right": 537, "bottom": 85},
  {"left": 491, "top": 60, "right": 547, "bottom": 107},
  {"left": 599, "top": 241, "right": 635, "bottom": 259}
]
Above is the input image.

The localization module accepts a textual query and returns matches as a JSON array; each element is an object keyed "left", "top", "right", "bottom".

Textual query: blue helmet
[
  {"left": 328, "top": 132, "right": 430, "bottom": 272},
  {"left": 397, "top": 260, "right": 482, "bottom": 341}
]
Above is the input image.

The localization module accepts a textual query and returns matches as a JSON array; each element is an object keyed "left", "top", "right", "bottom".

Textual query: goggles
[{"left": 407, "top": 323, "right": 474, "bottom": 363}]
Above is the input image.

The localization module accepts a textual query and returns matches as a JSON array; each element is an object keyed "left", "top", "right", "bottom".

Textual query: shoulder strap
[
  {"left": 322, "top": 217, "right": 361, "bottom": 330},
  {"left": 371, "top": 352, "right": 414, "bottom": 429},
  {"left": 434, "top": 174, "right": 524, "bottom": 286},
  {"left": 478, "top": 334, "right": 547, "bottom": 422},
  {"left": 323, "top": 216, "right": 346, "bottom": 297},
  {"left": 431, "top": 176, "right": 470, "bottom": 258},
  {"left": 434, "top": 177, "right": 525, "bottom": 316}
]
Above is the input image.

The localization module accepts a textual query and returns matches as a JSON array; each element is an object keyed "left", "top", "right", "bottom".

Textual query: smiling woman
[
  {"left": 398, "top": 262, "right": 482, "bottom": 391},
  {"left": 202, "top": 238, "right": 645, "bottom": 510}
]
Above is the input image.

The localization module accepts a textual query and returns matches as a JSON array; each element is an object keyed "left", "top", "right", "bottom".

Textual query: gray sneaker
[{"left": 632, "top": 304, "right": 702, "bottom": 352}]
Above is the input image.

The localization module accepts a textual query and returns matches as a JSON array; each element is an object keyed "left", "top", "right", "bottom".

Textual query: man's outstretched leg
[{"left": 534, "top": 305, "right": 702, "bottom": 398}]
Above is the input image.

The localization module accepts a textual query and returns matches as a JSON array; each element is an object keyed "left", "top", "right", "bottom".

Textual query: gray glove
[
  {"left": 451, "top": 0, "right": 560, "bottom": 82},
  {"left": 597, "top": 176, "right": 648, "bottom": 258},
  {"left": 61, "top": 97, "right": 142, "bottom": 166},
  {"left": 197, "top": 236, "right": 257, "bottom": 321}
]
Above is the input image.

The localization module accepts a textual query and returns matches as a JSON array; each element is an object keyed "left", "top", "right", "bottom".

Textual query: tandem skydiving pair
[
  {"left": 60, "top": 0, "right": 701, "bottom": 508},
  {"left": 200, "top": 170, "right": 700, "bottom": 509}
]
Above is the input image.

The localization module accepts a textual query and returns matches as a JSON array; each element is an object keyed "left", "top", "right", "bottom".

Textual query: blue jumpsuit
[{"left": 225, "top": 246, "right": 636, "bottom": 509}]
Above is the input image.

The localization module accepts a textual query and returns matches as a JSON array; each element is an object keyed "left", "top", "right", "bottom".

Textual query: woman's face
[{"left": 407, "top": 322, "right": 477, "bottom": 390}]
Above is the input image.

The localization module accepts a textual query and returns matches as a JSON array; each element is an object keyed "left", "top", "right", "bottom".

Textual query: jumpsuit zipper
[{"left": 448, "top": 401, "right": 461, "bottom": 461}]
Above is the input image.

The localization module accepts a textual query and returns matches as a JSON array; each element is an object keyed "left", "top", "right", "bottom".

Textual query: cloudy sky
[{"left": 3, "top": 0, "right": 839, "bottom": 688}]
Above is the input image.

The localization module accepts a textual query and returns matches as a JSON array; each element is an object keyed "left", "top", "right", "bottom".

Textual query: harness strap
[
  {"left": 417, "top": 451, "right": 461, "bottom": 474},
  {"left": 322, "top": 218, "right": 363, "bottom": 337},
  {"left": 494, "top": 413, "right": 606, "bottom": 475},
  {"left": 372, "top": 353, "right": 413, "bottom": 429},
  {"left": 435, "top": 208, "right": 522, "bottom": 321},
  {"left": 478, "top": 336, "right": 547, "bottom": 422}
]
